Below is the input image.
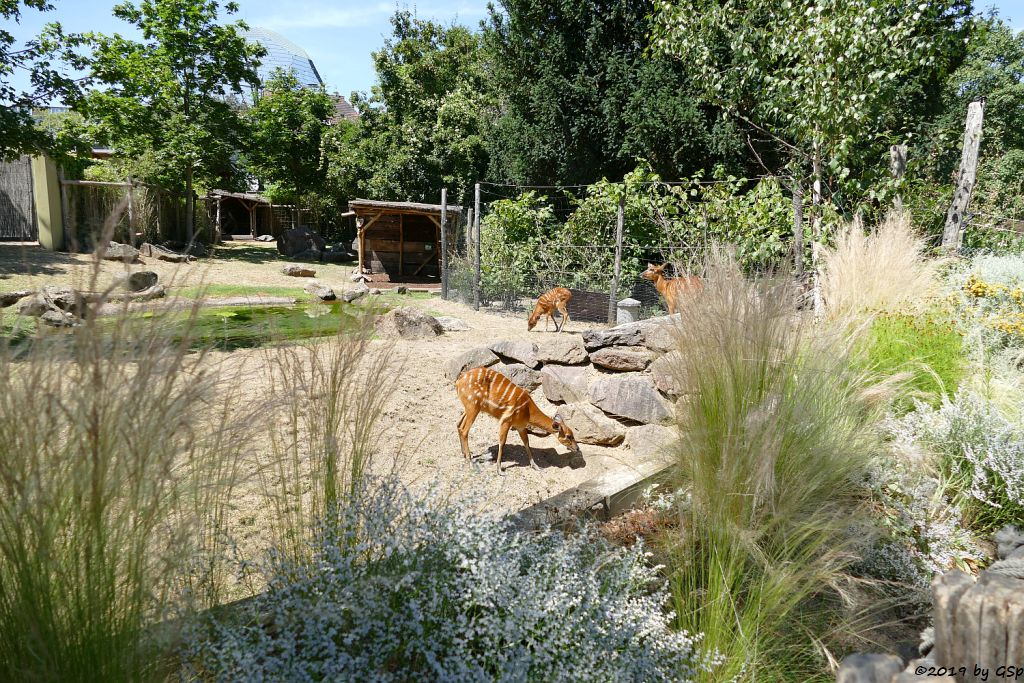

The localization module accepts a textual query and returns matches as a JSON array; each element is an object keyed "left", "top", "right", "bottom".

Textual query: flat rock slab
[
  {"left": 650, "top": 351, "right": 683, "bottom": 396},
  {"left": 490, "top": 340, "right": 539, "bottom": 368},
  {"left": 435, "top": 316, "right": 469, "bottom": 331},
  {"left": 558, "top": 403, "right": 625, "bottom": 446},
  {"left": 102, "top": 242, "right": 140, "bottom": 263},
  {"left": 589, "top": 374, "right": 672, "bottom": 425},
  {"left": 140, "top": 242, "right": 194, "bottom": 262},
  {"left": 624, "top": 424, "right": 676, "bottom": 460},
  {"left": 304, "top": 282, "right": 336, "bottom": 301},
  {"left": 536, "top": 337, "right": 588, "bottom": 365},
  {"left": 445, "top": 346, "right": 499, "bottom": 382},
  {"left": 342, "top": 287, "right": 368, "bottom": 303},
  {"left": 375, "top": 307, "right": 443, "bottom": 340},
  {"left": 494, "top": 362, "right": 542, "bottom": 391},
  {"left": 581, "top": 325, "right": 645, "bottom": 351},
  {"left": 109, "top": 284, "right": 167, "bottom": 302},
  {"left": 282, "top": 264, "right": 316, "bottom": 277},
  {"left": 589, "top": 346, "right": 652, "bottom": 372},
  {"left": 0, "top": 290, "right": 33, "bottom": 308},
  {"left": 540, "top": 364, "right": 593, "bottom": 404}
]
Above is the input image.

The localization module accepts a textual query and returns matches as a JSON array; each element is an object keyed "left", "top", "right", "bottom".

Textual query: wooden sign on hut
[{"left": 348, "top": 199, "right": 462, "bottom": 281}]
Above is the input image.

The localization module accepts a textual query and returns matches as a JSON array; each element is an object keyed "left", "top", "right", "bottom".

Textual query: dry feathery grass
[{"left": 821, "top": 211, "right": 941, "bottom": 319}]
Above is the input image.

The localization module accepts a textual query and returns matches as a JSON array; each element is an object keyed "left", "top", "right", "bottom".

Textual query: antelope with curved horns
[
  {"left": 455, "top": 366, "right": 581, "bottom": 474},
  {"left": 641, "top": 263, "right": 703, "bottom": 314},
  {"left": 527, "top": 287, "right": 572, "bottom": 332}
]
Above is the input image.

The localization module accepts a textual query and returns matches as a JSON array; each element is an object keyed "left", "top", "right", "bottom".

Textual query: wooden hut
[{"left": 349, "top": 199, "right": 462, "bottom": 281}]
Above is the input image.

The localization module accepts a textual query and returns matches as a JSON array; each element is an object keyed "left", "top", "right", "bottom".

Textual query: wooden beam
[
  {"left": 399, "top": 213, "right": 404, "bottom": 277},
  {"left": 357, "top": 211, "right": 384, "bottom": 274},
  {"left": 411, "top": 249, "right": 439, "bottom": 276},
  {"left": 427, "top": 214, "right": 442, "bottom": 229},
  {"left": 943, "top": 100, "right": 985, "bottom": 249}
]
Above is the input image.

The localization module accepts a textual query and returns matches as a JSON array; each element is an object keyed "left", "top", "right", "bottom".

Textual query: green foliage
[
  {"left": 243, "top": 70, "right": 333, "bottom": 205},
  {"left": 32, "top": 109, "right": 95, "bottom": 177},
  {"left": 80, "top": 0, "right": 263, "bottom": 235},
  {"left": 479, "top": 191, "right": 554, "bottom": 299},
  {"left": 324, "top": 10, "right": 489, "bottom": 204},
  {"left": 865, "top": 312, "right": 965, "bottom": 411},
  {"left": 1, "top": 1, "right": 84, "bottom": 159},
  {"left": 484, "top": 0, "right": 746, "bottom": 186}
]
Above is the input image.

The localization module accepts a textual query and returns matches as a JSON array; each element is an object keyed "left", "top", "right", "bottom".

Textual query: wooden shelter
[
  {"left": 349, "top": 199, "right": 462, "bottom": 280},
  {"left": 208, "top": 189, "right": 311, "bottom": 239}
]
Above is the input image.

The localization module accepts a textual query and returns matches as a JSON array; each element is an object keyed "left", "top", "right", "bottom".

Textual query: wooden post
[
  {"left": 890, "top": 144, "right": 908, "bottom": 213},
  {"left": 943, "top": 100, "right": 985, "bottom": 249},
  {"left": 792, "top": 176, "right": 803, "bottom": 278},
  {"left": 357, "top": 218, "right": 365, "bottom": 275},
  {"left": 399, "top": 213, "right": 404, "bottom": 277},
  {"left": 126, "top": 177, "right": 135, "bottom": 247},
  {"left": 608, "top": 193, "right": 625, "bottom": 325},
  {"left": 811, "top": 140, "right": 824, "bottom": 318},
  {"left": 59, "top": 168, "right": 77, "bottom": 253},
  {"left": 465, "top": 208, "right": 474, "bottom": 254},
  {"left": 440, "top": 188, "right": 449, "bottom": 299},
  {"left": 215, "top": 196, "right": 222, "bottom": 243},
  {"left": 474, "top": 183, "right": 481, "bottom": 311}
]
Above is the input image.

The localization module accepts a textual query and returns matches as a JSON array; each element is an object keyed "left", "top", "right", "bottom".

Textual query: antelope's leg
[
  {"left": 518, "top": 428, "right": 540, "bottom": 470},
  {"left": 495, "top": 419, "right": 512, "bottom": 475},
  {"left": 458, "top": 405, "right": 480, "bottom": 461},
  {"left": 556, "top": 302, "right": 569, "bottom": 332}
]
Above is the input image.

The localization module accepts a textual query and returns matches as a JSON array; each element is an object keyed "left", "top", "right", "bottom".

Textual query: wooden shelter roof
[
  {"left": 209, "top": 189, "right": 271, "bottom": 204},
  {"left": 348, "top": 199, "right": 463, "bottom": 216}
]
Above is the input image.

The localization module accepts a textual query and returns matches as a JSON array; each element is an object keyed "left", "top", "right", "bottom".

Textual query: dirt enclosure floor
[{"left": 1, "top": 241, "right": 656, "bottom": 554}]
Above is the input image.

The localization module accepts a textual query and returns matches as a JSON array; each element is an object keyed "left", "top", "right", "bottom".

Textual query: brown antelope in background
[
  {"left": 641, "top": 263, "right": 703, "bottom": 314},
  {"left": 455, "top": 366, "right": 581, "bottom": 474},
  {"left": 527, "top": 287, "right": 572, "bottom": 332}
]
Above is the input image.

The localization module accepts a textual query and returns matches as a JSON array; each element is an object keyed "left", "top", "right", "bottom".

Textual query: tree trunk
[
  {"left": 943, "top": 100, "right": 985, "bottom": 249},
  {"left": 811, "top": 142, "right": 823, "bottom": 318},
  {"left": 185, "top": 166, "right": 195, "bottom": 244}
]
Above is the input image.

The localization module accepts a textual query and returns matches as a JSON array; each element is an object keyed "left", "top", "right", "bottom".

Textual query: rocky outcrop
[
  {"left": 102, "top": 242, "right": 140, "bottom": 263},
  {"left": 624, "top": 424, "right": 676, "bottom": 459},
  {"left": 490, "top": 340, "right": 539, "bottom": 368},
  {"left": 435, "top": 316, "right": 469, "bottom": 331},
  {"left": 650, "top": 351, "right": 682, "bottom": 396},
  {"left": 494, "top": 362, "right": 542, "bottom": 391},
  {"left": 536, "top": 337, "right": 588, "bottom": 365},
  {"left": 581, "top": 326, "right": 645, "bottom": 351},
  {"left": 282, "top": 264, "right": 316, "bottom": 277},
  {"left": 588, "top": 375, "right": 672, "bottom": 425},
  {"left": 589, "top": 346, "right": 652, "bottom": 372},
  {"left": 375, "top": 307, "right": 443, "bottom": 340},
  {"left": 557, "top": 403, "right": 625, "bottom": 446},
  {"left": 277, "top": 226, "right": 326, "bottom": 258},
  {"left": 304, "top": 282, "right": 336, "bottom": 301},
  {"left": 342, "top": 285, "right": 368, "bottom": 303},
  {"left": 445, "top": 346, "right": 500, "bottom": 381},
  {"left": 1, "top": 290, "right": 33, "bottom": 308},
  {"left": 540, "top": 364, "right": 593, "bottom": 404},
  {"left": 117, "top": 271, "right": 158, "bottom": 292}
]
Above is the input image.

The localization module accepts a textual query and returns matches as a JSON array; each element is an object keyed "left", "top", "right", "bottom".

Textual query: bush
[
  {"left": 950, "top": 254, "right": 1024, "bottom": 348},
  {"left": 864, "top": 311, "right": 965, "bottom": 410},
  {"left": 663, "top": 249, "right": 894, "bottom": 681},
  {"left": 892, "top": 390, "right": 1024, "bottom": 533},
  {"left": 184, "top": 479, "right": 715, "bottom": 682}
]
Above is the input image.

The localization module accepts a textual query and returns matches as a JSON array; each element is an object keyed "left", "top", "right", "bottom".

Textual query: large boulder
[
  {"left": 304, "top": 282, "right": 336, "bottom": 301},
  {"left": 17, "top": 294, "right": 50, "bottom": 317},
  {"left": 342, "top": 285, "right": 368, "bottom": 302},
  {"left": 490, "top": 340, "right": 539, "bottom": 368},
  {"left": 581, "top": 325, "right": 645, "bottom": 351},
  {"left": 109, "top": 284, "right": 167, "bottom": 302},
  {"left": 638, "top": 318, "right": 678, "bottom": 353},
  {"left": 435, "top": 315, "right": 469, "bottom": 332},
  {"left": 276, "top": 226, "right": 326, "bottom": 257},
  {"left": 282, "top": 264, "right": 316, "bottom": 277},
  {"left": 536, "top": 337, "right": 588, "bottom": 365},
  {"left": 494, "top": 362, "right": 542, "bottom": 391},
  {"left": 42, "top": 285, "right": 79, "bottom": 312},
  {"left": 557, "top": 403, "right": 625, "bottom": 446},
  {"left": 650, "top": 351, "right": 683, "bottom": 396},
  {"left": 120, "top": 270, "right": 158, "bottom": 292},
  {"left": 540, "top": 364, "right": 593, "bottom": 403},
  {"left": 139, "top": 243, "right": 193, "bottom": 263},
  {"left": 40, "top": 309, "right": 76, "bottom": 327},
  {"left": 375, "top": 307, "right": 443, "bottom": 340},
  {"left": 624, "top": 424, "right": 676, "bottom": 460},
  {"left": 589, "top": 346, "right": 652, "bottom": 372},
  {"left": 588, "top": 375, "right": 673, "bottom": 425},
  {"left": 446, "top": 346, "right": 500, "bottom": 381},
  {"left": 0, "top": 290, "right": 33, "bottom": 308},
  {"left": 102, "top": 242, "right": 140, "bottom": 263}
]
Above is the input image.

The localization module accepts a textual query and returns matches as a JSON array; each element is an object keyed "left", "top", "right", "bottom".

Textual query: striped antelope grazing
[
  {"left": 527, "top": 287, "right": 572, "bottom": 332},
  {"left": 641, "top": 263, "right": 703, "bottom": 314},
  {"left": 455, "top": 366, "right": 581, "bottom": 474}
]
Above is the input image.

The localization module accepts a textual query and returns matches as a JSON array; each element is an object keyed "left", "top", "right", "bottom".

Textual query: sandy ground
[{"left": 1, "top": 240, "right": 649, "bottom": 553}]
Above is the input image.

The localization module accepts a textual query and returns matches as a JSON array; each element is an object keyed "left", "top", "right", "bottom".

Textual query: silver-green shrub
[{"left": 184, "top": 479, "right": 714, "bottom": 682}]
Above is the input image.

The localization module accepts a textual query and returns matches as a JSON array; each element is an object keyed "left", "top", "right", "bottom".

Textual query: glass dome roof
[{"left": 241, "top": 27, "right": 324, "bottom": 89}]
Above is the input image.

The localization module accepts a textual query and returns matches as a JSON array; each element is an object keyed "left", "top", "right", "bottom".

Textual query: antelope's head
[
  {"left": 552, "top": 414, "right": 581, "bottom": 454},
  {"left": 527, "top": 308, "right": 542, "bottom": 331},
  {"left": 641, "top": 263, "right": 669, "bottom": 282}
]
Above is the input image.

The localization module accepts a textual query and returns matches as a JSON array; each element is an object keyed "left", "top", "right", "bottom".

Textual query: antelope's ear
[{"left": 552, "top": 414, "right": 563, "bottom": 429}]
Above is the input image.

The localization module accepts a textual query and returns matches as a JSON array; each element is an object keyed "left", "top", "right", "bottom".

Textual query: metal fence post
[
  {"left": 440, "top": 188, "right": 449, "bottom": 300},
  {"left": 474, "top": 183, "right": 481, "bottom": 311},
  {"left": 608, "top": 193, "right": 625, "bottom": 325}
]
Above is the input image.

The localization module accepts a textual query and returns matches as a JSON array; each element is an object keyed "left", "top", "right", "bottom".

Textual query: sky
[{"left": 4, "top": 0, "right": 1024, "bottom": 104}]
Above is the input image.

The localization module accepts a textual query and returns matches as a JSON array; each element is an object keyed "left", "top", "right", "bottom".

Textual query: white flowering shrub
[
  {"left": 892, "top": 390, "right": 1024, "bottom": 532},
  {"left": 183, "top": 479, "right": 714, "bottom": 682}
]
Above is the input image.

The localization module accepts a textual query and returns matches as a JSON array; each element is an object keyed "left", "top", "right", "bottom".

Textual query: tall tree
[
  {"left": 1, "top": 0, "right": 83, "bottom": 159},
  {"left": 484, "top": 0, "right": 746, "bottom": 186},
  {"left": 243, "top": 70, "right": 333, "bottom": 204},
  {"left": 651, "top": 0, "right": 970, "bottom": 311},
  {"left": 324, "top": 10, "right": 489, "bottom": 205},
  {"left": 81, "top": 0, "right": 262, "bottom": 240}
]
